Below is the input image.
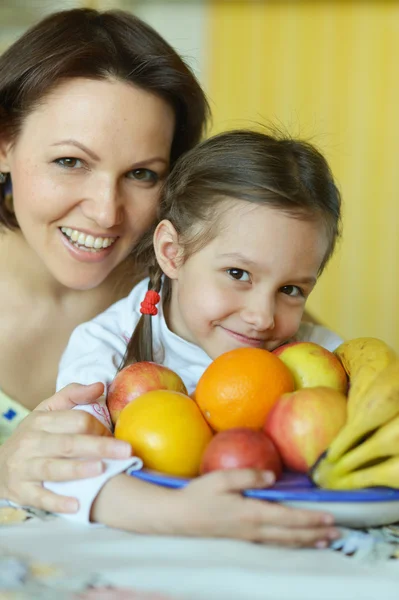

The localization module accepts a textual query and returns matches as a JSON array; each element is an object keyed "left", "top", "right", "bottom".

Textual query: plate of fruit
[{"left": 108, "top": 337, "right": 399, "bottom": 529}]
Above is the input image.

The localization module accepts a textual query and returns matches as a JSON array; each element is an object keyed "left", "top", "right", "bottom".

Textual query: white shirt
[{"left": 47, "top": 278, "right": 344, "bottom": 524}]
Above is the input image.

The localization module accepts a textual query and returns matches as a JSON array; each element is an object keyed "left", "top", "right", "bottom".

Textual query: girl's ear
[
  {"left": 0, "top": 136, "right": 12, "bottom": 173},
  {"left": 153, "top": 220, "right": 183, "bottom": 280}
]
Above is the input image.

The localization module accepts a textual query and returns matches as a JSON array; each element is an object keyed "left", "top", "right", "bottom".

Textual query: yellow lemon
[{"left": 114, "top": 390, "right": 213, "bottom": 477}]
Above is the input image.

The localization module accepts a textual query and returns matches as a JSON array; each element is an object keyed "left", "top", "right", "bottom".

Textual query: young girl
[{"left": 49, "top": 129, "right": 343, "bottom": 548}]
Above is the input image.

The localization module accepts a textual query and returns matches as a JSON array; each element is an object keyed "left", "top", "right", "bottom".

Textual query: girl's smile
[{"left": 217, "top": 325, "right": 267, "bottom": 348}]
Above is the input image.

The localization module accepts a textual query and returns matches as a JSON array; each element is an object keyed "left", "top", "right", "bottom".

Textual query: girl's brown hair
[
  {"left": 0, "top": 8, "right": 209, "bottom": 229},
  {"left": 122, "top": 129, "right": 342, "bottom": 367}
]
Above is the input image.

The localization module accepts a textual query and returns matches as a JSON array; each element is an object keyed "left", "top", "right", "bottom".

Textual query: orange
[
  {"left": 195, "top": 348, "right": 294, "bottom": 431},
  {"left": 114, "top": 390, "right": 213, "bottom": 477}
]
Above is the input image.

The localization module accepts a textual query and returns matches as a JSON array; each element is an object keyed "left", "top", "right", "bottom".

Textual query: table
[{"left": 1, "top": 514, "right": 398, "bottom": 600}]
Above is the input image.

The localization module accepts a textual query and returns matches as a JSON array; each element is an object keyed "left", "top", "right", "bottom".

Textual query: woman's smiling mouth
[
  {"left": 60, "top": 227, "right": 118, "bottom": 252},
  {"left": 59, "top": 227, "right": 119, "bottom": 263}
]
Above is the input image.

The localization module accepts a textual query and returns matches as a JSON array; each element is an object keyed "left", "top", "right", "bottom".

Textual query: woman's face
[{"left": 0, "top": 78, "right": 175, "bottom": 290}]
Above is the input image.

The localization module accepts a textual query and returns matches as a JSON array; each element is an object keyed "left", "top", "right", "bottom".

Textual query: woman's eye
[
  {"left": 281, "top": 285, "right": 304, "bottom": 298},
  {"left": 227, "top": 268, "right": 251, "bottom": 282},
  {"left": 128, "top": 168, "right": 159, "bottom": 183},
  {"left": 55, "top": 158, "right": 82, "bottom": 169}
]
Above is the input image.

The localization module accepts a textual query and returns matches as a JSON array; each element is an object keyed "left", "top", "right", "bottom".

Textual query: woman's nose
[
  {"left": 81, "top": 180, "right": 123, "bottom": 229},
  {"left": 241, "top": 295, "right": 275, "bottom": 331}
]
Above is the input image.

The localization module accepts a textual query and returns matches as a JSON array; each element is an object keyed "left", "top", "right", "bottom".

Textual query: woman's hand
[
  {"left": 176, "top": 469, "right": 340, "bottom": 548},
  {"left": 0, "top": 383, "right": 132, "bottom": 513}
]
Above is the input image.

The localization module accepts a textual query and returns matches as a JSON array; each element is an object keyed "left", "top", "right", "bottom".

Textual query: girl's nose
[
  {"left": 81, "top": 180, "right": 123, "bottom": 229},
  {"left": 241, "top": 295, "right": 275, "bottom": 331}
]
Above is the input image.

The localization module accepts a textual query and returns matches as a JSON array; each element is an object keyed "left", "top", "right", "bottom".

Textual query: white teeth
[
  {"left": 60, "top": 227, "right": 116, "bottom": 250},
  {"left": 84, "top": 235, "right": 95, "bottom": 248}
]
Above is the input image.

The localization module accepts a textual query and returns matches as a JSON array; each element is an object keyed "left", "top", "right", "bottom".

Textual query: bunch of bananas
[{"left": 312, "top": 337, "right": 399, "bottom": 490}]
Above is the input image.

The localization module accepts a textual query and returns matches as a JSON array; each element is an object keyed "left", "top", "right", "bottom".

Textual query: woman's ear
[{"left": 153, "top": 220, "right": 183, "bottom": 280}]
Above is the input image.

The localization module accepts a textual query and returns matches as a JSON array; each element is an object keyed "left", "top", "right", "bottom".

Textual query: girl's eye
[
  {"left": 281, "top": 285, "right": 304, "bottom": 298},
  {"left": 55, "top": 157, "right": 82, "bottom": 169},
  {"left": 227, "top": 268, "right": 251, "bottom": 282},
  {"left": 127, "top": 168, "right": 159, "bottom": 183}
]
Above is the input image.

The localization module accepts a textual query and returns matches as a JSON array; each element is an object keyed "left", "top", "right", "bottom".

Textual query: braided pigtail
[{"left": 120, "top": 262, "right": 164, "bottom": 368}]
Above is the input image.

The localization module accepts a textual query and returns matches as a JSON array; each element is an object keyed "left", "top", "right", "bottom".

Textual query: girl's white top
[{"left": 44, "top": 277, "right": 343, "bottom": 524}]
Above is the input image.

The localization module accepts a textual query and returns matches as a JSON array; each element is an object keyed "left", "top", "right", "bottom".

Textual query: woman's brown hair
[
  {"left": 122, "top": 128, "right": 342, "bottom": 367},
  {"left": 0, "top": 8, "right": 209, "bottom": 228}
]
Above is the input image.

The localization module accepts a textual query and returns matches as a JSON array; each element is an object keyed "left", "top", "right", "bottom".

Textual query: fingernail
[
  {"left": 113, "top": 442, "right": 132, "bottom": 458},
  {"left": 328, "top": 528, "right": 341, "bottom": 540},
  {"left": 83, "top": 461, "right": 103, "bottom": 476},
  {"left": 322, "top": 514, "right": 334, "bottom": 525},
  {"left": 65, "top": 499, "right": 79, "bottom": 513},
  {"left": 315, "top": 540, "right": 328, "bottom": 549},
  {"left": 262, "top": 471, "right": 275, "bottom": 485}
]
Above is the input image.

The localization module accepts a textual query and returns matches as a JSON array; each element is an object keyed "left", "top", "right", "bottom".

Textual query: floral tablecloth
[{"left": 1, "top": 506, "right": 399, "bottom": 600}]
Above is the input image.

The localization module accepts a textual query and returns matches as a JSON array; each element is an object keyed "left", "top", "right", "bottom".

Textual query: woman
[{"left": 0, "top": 7, "right": 209, "bottom": 513}]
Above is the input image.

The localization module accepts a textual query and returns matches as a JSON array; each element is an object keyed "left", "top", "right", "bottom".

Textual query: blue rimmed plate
[{"left": 129, "top": 469, "right": 399, "bottom": 528}]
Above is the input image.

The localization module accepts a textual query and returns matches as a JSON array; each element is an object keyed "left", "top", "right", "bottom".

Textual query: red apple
[
  {"left": 107, "top": 362, "right": 187, "bottom": 426},
  {"left": 273, "top": 342, "right": 348, "bottom": 393},
  {"left": 264, "top": 387, "right": 347, "bottom": 473},
  {"left": 200, "top": 427, "right": 283, "bottom": 480}
]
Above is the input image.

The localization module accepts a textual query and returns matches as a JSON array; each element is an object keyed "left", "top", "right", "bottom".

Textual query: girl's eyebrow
[
  {"left": 216, "top": 252, "right": 257, "bottom": 268},
  {"left": 294, "top": 276, "right": 317, "bottom": 286},
  {"left": 51, "top": 139, "right": 169, "bottom": 167}
]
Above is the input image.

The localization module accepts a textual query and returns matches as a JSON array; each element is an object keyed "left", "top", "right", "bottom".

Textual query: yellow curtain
[{"left": 206, "top": 0, "right": 399, "bottom": 352}]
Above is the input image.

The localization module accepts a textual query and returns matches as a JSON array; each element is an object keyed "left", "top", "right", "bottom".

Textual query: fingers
[
  {"left": 254, "top": 500, "right": 334, "bottom": 528},
  {"left": 257, "top": 523, "right": 340, "bottom": 548},
  {"left": 20, "top": 458, "right": 105, "bottom": 482},
  {"left": 18, "top": 431, "right": 132, "bottom": 461},
  {"left": 29, "top": 409, "right": 112, "bottom": 436},
  {"left": 242, "top": 499, "right": 339, "bottom": 547},
  {"left": 18, "top": 483, "right": 80, "bottom": 514},
  {"left": 35, "top": 382, "right": 105, "bottom": 412},
  {"left": 198, "top": 468, "right": 276, "bottom": 493}
]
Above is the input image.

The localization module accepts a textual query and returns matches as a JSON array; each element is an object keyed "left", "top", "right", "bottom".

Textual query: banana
[
  {"left": 325, "top": 358, "right": 399, "bottom": 463},
  {"left": 334, "top": 337, "right": 397, "bottom": 422},
  {"left": 323, "top": 455, "right": 399, "bottom": 490},
  {"left": 315, "top": 412, "right": 399, "bottom": 486}
]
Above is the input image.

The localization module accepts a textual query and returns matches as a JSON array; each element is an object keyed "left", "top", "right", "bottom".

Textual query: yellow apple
[{"left": 273, "top": 342, "right": 348, "bottom": 394}]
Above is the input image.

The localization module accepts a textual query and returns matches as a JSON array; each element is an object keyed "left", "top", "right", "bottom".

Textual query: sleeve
[
  {"left": 295, "top": 323, "right": 344, "bottom": 352},
  {"left": 45, "top": 290, "right": 144, "bottom": 525},
  {"left": 56, "top": 294, "right": 137, "bottom": 394},
  {"left": 43, "top": 458, "right": 143, "bottom": 526}
]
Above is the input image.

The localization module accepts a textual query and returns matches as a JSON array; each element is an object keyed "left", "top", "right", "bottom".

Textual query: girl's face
[
  {"left": 0, "top": 78, "right": 174, "bottom": 290},
  {"left": 160, "top": 201, "right": 329, "bottom": 360}
]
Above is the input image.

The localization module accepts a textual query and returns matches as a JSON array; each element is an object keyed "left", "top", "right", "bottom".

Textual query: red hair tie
[{"left": 140, "top": 290, "right": 160, "bottom": 316}]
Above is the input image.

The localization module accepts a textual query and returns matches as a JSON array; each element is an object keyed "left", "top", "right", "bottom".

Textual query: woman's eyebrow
[{"left": 51, "top": 140, "right": 99, "bottom": 161}]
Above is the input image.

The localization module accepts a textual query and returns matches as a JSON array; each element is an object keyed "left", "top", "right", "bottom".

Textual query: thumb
[
  {"left": 35, "top": 382, "right": 105, "bottom": 412},
  {"left": 201, "top": 468, "right": 276, "bottom": 494}
]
